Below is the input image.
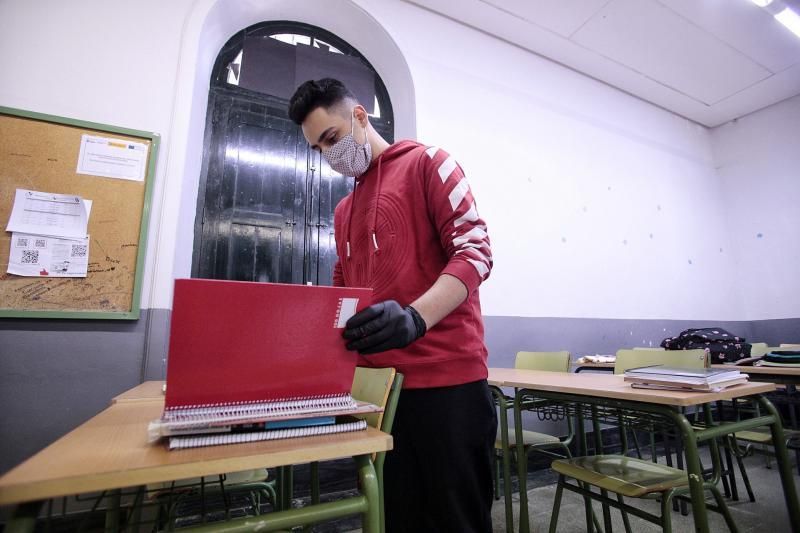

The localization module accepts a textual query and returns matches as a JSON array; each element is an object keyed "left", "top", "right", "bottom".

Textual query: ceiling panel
[
  {"left": 571, "top": 0, "right": 772, "bottom": 105},
  {"left": 482, "top": 0, "right": 611, "bottom": 37},
  {"left": 404, "top": 0, "right": 800, "bottom": 126},
  {"left": 660, "top": 0, "right": 800, "bottom": 73}
]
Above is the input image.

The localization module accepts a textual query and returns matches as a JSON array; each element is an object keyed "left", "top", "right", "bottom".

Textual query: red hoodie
[{"left": 332, "top": 140, "right": 493, "bottom": 388}]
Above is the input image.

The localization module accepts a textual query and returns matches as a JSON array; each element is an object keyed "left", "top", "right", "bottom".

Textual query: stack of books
[
  {"left": 148, "top": 279, "right": 381, "bottom": 450},
  {"left": 623, "top": 365, "right": 748, "bottom": 392}
]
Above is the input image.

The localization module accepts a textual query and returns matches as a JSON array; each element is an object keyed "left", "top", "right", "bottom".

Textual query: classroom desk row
[
  {"left": 488, "top": 367, "right": 800, "bottom": 533},
  {"left": 0, "top": 385, "right": 393, "bottom": 532}
]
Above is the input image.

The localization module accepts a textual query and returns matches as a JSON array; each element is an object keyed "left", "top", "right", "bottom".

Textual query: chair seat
[
  {"left": 552, "top": 455, "right": 688, "bottom": 498},
  {"left": 495, "top": 427, "right": 561, "bottom": 448},
  {"left": 735, "top": 428, "right": 800, "bottom": 445}
]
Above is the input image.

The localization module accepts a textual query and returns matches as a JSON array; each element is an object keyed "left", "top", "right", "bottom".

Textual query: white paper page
[
  {"left": 76, "top": 134, "right": 148, "bottom": 181},
  {"left": 5, "top": 189, "right": 90, "bottom": 239},
  {"left": 7, "top": 232, "right": 90, "bottom": 277}
]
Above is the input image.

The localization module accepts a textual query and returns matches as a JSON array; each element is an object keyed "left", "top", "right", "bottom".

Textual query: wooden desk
[
  {"left": 110, "top": 380, "right": 165, "bottom": 403},
  {"left": 712, "top": 364, "right": 800, "bottom": 383},
  {"left": 488, "top": 368, "right": 800, "bottom": 533},
  {"left": 0, "top": 399, "right": 392, "bottom": 532}
]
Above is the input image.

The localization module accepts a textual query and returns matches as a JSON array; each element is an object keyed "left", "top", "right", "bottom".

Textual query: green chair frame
[
  {"left": 493, "top": 351, "right": 602, "bottom": 533},
  {"left": 547, "top": 349, "right": 743, "bottom": 532},
  {"left": 308, "top": 367, "right": 403, "bottom": 533}
]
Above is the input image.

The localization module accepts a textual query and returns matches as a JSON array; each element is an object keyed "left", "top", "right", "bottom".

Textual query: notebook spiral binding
[
  {"left": 160, "top": 393, "right": 356, "bottom": 427},
  {"left": 168, "top": 418, "right": 368, "bottom": 450}
]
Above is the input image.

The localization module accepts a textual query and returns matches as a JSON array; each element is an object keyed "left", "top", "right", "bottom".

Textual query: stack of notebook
[
  {"left": 148, "top": 279, "right": 380, "bottom": 450},
  {"left": 758, "top": 350, "right": 800, "bottom": 367},
  {"left": 623, "top": 365, "right": 748, "bottom": 392}
]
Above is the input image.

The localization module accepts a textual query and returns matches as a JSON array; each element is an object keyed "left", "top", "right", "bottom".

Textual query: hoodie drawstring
[{"left": 345, "top": 153, "right": 383, "bottom": 260}]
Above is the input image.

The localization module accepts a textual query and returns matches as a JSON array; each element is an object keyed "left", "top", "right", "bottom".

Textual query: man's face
[{"left": 301, "top": 105, "right": 353, "bottom": 153}]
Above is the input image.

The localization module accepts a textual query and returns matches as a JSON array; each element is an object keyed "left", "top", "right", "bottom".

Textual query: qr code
[
  {"left": 71, "top": 244, "right": 88, "bottom": 257},
  {"left": 21, "top": 250, "right": 39, "bottom": 264},
  {"left": 16, "top": 237, "right": 29, "bottom": 247}
]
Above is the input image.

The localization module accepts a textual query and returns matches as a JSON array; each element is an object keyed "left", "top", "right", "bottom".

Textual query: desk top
[
  {"left": 0, "top": 400, "right": 392, "bottom": 505},
  {"left": 487, "top": 368, "right": 775, "bottom": 407},
  {"left": 111, "top": 380, "right": 165, "bottom": 403},
  {"left": 712, "top": 364, "right": 800, "bottom": 376}
]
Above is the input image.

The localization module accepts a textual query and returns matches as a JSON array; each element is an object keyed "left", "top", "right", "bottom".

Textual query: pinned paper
[
  {"left": 6, "top": 189, "right": 91, "bottom": 240},
  {"left": 7, "top": 232, "right": 90, "bottom": 277},
  {"left": 77, "top": 134, "right": 148, "bottom": 181}
]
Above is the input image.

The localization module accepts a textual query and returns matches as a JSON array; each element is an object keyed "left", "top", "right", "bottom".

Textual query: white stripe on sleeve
[
  {"left": 425, "top": 146, "right": 439, "bottom": 158},
  {"left": 438, "top": 156, "right": 457, "bottom": 183},
  {"left": 454, "top": 202, "right": 479, "bottom": 227},
  {"left": 448, "top": 178, "right": 470, "bottom": 211},
  {"left": 467, "top": 258, "right": 490, "bottom": 277},
  {"left": 453, "top": 227, "right": 488, "bottom": 248}
]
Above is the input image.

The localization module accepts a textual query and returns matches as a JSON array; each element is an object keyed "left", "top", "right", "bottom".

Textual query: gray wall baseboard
[{"left": 1, "top": 312, "right": 797, "bottom": 475}]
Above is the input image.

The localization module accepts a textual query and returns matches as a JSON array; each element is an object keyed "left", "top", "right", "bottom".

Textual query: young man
[{"left": 289, "top": 78, "right": 496, "bottom": 533}]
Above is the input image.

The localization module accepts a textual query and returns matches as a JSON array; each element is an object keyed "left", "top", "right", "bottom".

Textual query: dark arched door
[{"left": 192, "top": 22, "right": 394, "bottom": 286}]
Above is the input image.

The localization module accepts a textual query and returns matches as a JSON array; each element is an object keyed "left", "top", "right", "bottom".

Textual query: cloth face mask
[{"left": 322, "top": 113, "right": 372, "bottom": 177}]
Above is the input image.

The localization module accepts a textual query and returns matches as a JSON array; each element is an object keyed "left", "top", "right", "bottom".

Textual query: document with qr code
[{"left": 7, "top": 232, "right": 90, "bottom": 277}]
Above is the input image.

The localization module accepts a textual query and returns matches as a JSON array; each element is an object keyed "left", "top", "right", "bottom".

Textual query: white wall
[
  {"left": 710, "top": 95, "right": 800, "bottom": 320},
  {"left": 362, "top": 0, "right": 736, "bottom": 320},
  {"left": 1, "top": 0, "right": 793, "bottom": 322}
]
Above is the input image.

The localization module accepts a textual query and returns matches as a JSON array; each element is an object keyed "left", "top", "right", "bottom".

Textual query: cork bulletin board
[{"left": 0, "top": 106, "right": 159, "bottom": 319}]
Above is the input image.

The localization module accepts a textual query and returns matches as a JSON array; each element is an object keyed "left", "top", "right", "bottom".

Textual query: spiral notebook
[{"left": 149, "top": 278, "right": 377, "bottom": 447}]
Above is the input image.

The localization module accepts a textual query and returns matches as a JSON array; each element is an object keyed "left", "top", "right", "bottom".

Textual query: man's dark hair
[{"left": 288, "top": 78, "right": 357, "bottom": 125}]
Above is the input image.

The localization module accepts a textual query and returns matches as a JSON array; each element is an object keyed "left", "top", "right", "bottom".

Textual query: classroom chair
[
  {"left": 750, "top": 342, "right": 770, "bottom": 357},
  {"left": 494, "top": 351, "right": 574, "bottom": 493},
  {"left": 493, "top": 351, "right": 602, "bottom": 532},
  {"left": 548, "top": 348, "right": 739, "bottom": 533},
  {"left": 612, "top": 349, "right": 708, "bottom": 461},
  {"left": 617, "top": 348, "right": 751, "bottom": 503},
  {"left": 308, "top": 366, "right": 403, "bottom": 533}
]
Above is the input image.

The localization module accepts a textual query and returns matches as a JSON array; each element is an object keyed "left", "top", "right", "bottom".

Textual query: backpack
[{"left": 660, "top": 328, "right": 751, "bottom": 364}]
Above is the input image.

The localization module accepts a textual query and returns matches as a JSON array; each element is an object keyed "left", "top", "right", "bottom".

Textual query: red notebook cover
[{"left": 164, "top": 279, "right": 372, "bottom": 409}]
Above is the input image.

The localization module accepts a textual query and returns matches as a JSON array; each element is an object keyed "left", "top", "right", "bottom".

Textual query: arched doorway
[{"left": 191, "top": 21, "right": 394, "bottom": 286}]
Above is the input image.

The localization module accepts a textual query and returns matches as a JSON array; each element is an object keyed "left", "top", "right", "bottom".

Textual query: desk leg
[
  {"left": 590, "top": 405, "right": 613, "bottom": 533},
  {"left": 355, "top": 454, "right": 381, "bottom": 533},
  {"left": 514, "top": 391, "right": 530, "bottom": 533},
  {"left": 757, "top": 395, "right": 800, "bottom": 530},
  {"left": 4, "top": 501, "right": 42, "bottom": 533},
  {"left": 104, "top": 488, "right": 121, "bottom": 532},
  {"left": 490, "top": 386, "right": 515, "bottom": 533},
  {"left": 670, "top": 411, "right": 710, "bottom": 533}
]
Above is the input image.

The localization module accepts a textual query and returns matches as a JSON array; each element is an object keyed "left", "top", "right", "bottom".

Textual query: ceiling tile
[
  {"left": 571, "top": 0, "right": 773, "bottom": 105},
  {"left": 659, "top": 0, "right": 800, "bottom": 73},
  {"left": 482, "top": 0, "right": 611, "bottom": 37}
]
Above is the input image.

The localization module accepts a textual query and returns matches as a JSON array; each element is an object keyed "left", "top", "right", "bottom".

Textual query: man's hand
[{"left": 343, "top": 300, "right": 427, "bottom": 355}]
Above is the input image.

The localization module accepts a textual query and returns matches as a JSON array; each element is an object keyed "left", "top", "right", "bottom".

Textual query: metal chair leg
[{"left": 549, "top": 474, "right": 566, "bottom": 533}]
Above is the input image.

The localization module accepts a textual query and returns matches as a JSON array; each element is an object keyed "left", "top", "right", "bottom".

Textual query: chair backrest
[
  {"left": 780, "top": 343, "right": 800, "bottom": 348},
  {"left": 515, "top": 351, "right": 571, "bottom": 372},
  {"left": 633, "top": 347, "right": 665, "bottom": 351},
  {"left": 750, "top": 342, "right": 769, "bottom": 357},
  {"left": 614, "top": 348, "right": 708, "bottom": 374},
  {"left": 351, "top": 367, "right": 397, "bottom": 430}
]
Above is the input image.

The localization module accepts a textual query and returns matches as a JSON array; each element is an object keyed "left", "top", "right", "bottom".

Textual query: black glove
[{"left": 343, "top": 300, "right": 427, "bottom": 355}]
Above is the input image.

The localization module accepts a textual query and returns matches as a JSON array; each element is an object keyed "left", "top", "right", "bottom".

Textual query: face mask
[{"left": 322, "top": 112, "right": 372, "bottom": 177}]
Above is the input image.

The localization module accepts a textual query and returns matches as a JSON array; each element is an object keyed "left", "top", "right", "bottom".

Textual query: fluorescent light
[
  {"left": 775, "top": 8, "right": 800, "bottom": 38},
  {"left": 751, "top": 0, "right": 773, "bottom": 6}
]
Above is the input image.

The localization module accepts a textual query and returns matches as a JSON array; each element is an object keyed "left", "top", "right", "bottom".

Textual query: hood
[{"left": 355, "top": 139, "right": 420, "bottom": 184}]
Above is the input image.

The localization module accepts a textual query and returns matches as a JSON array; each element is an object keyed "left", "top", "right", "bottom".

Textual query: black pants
[{"left": 384, "top": 379, "right": 497, "bottom": 533}]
